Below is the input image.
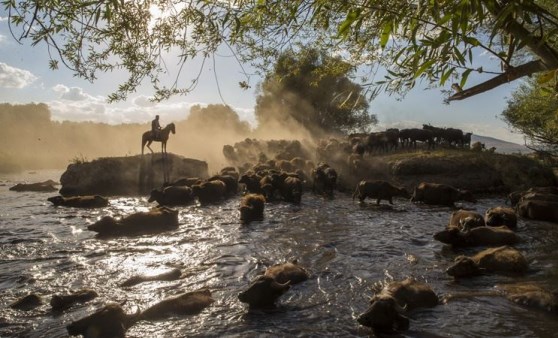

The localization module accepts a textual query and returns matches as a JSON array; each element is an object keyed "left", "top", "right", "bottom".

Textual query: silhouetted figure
[{"left": 152, "top": 115, "right": 162, "bottom": 140}]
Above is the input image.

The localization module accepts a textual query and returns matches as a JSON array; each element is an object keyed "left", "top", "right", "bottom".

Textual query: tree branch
[{"left": 448, "top": 59, "right": 548, "bottom": 101}]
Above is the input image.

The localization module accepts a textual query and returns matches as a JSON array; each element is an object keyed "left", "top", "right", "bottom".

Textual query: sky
[{"left": 0, "top": 12, "right": 527, "bottom": 144}]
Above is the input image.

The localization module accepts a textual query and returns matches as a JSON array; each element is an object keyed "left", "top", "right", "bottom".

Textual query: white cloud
[
  {"left": 133, "top": 95, "right": 157, "bottom": 107},
  {"left": 52, "top": 84, "right": 93, "bottom": 101},
  {"left": 0, "top": 62, "right": 38, "bottom": 88}
]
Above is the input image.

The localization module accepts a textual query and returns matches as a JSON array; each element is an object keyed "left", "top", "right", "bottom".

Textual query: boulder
[{"left": 59, "top": 153, "right": 208, "bottom": 196}]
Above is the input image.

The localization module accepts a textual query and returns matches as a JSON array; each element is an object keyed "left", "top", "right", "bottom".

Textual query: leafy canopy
[
  {"left": 255, "top": 47, "right": 376, "bottom": 136},
  {"left": 502, "top": 74, "right": 558, "bottom": 155},
  {"left": 3, "top": 0, "right": 558, "bottom": 102}
]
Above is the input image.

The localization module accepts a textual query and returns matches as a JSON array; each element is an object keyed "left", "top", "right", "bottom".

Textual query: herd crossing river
[{"left": 1, "top": 170, "right": 558, "bottom": 337}]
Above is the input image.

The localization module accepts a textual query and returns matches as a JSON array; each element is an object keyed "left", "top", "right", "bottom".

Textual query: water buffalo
[
  {"left": 47, "top": 195, "right": 109, "bottom": 208},
  {"left": 496, "top": 282, "right": 558, "bottom": 313},
  {"left": 148, "top": 185, "right": 194, "bottom": 206},
  {"left": 411, "top": 182, "right": 476, "bottom": 206},
  {"left": 357, "top": 278, "right": 438, "bottom": 333},
  {"left": 208, "top": 174, "right": 238, "bottom": 196},
  {"left": 10, "top": 180, "right": 58, "bottom": 192},
  {"left": 120, "top": 268, "right": 182, "bottom": 287},
  {"left": 66, "top": 303, "right": 138, "bottom": 338},
  {"left": 507, "top": 186, "right": 558, "bottom": 206},
  {"left": 50, "top": 289, "right": 98, "bottom": 311},
  {"left": 169, "top": 177, "right": 202, "bottom": 187},
  {"left": 278, "top": 174, "right": 303, "bottom": 204},
  {"left": 9, "top": 293, "right": 43, "bottom": 311},
  {"left": 138, "top": 288, "right": 214, "bottom": 320},
  {"left": 191, "top": 179, "right": 227, "bottom": 204},
  {"left": 87, "top": 206, "right": 179, "bottom": 237},
  {"left": 352, "top": 180, "right": 410, "bottom": 205},
  {"left": 434, "top": 225, "right": 519, "bottom": 247},
  {"left": 446, "top": 246, "right": 528, "bottom": 278},
  {"left": 402, "top": 128, "right": 434, "bottom": 149},
  {"left": 448, "top": 209, "right": 485, "bottom": 231},
  {"left": 516, "top": 199, "right": 558, "bottom": 223},
  {"left": 259, "top": 173, "right": 281, "bottom": 201},
  {"left": 238, "top": 275, "right": 291, "bottom": 308},
  {"left": 238, "top": 173, "right": 263, "bottom": 194},
  {"left": 484, "top": 206, "right": 517, "bottom": 229},
  {"left": 239, "top": 193, "right": 266, "bottom": 223},
  {"left": 312, "top": 162, "right": 337, "bottom": 197},
  {"left": 264, "top": 261, "right": 310, "bottom": 284}
]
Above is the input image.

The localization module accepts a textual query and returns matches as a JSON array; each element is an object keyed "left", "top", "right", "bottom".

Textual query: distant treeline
[{"left": 0, "top": 103, "right": 300, "bottom": 174}]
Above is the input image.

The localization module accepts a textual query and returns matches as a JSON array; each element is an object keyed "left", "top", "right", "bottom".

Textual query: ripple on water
[{"left": 1, "top": 181, "right": 558, "bottom": 337}]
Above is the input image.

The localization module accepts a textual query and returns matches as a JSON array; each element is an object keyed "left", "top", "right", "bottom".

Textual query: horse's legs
[{"left": 146, "top": 141, "right": 154, "bottom": 154}]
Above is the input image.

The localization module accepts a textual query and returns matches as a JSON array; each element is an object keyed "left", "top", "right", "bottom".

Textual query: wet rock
[
  {"left": 9, "top": 293, "right": 43, "bottom": 311},
  {"left": 9, "top": 180, "right": 58, "bottom": 192}
]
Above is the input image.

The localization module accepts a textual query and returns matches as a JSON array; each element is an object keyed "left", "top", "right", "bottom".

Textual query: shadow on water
[{"left": 0, "top": 175, "right": 557, "bottom": 337}]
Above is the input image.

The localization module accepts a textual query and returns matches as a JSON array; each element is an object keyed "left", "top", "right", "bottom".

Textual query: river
[{"left": 1, "top": 170, "right": 557, "bottom": 337}]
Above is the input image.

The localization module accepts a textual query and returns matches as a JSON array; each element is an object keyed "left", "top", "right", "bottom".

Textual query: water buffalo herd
[{"left": 8, "top": 148, "right": 558, "bottom": 336}]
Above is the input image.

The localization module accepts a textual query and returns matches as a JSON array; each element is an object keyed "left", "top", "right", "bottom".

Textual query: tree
[
  {"left": 502, "top": 75, "right": 558, "bottom": 155},
  {"left": 255, "top": 48, "right": 376, "bottom": 136},
  {"left": 183, "top": 104, "right": 251, "bottom": 135},
  {"left": 3, "top": 1, "right": 558, "bottom": 102}
]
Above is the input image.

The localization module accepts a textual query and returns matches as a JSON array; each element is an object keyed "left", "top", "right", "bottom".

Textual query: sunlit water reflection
[{"left": 1, "top": 170, "right": 557, "bottom": 337}]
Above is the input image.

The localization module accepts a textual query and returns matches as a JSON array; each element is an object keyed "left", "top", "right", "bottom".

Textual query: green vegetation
[
  {"left": 255, "top": 48, "right": 376, "bottom": 136},
  {"left": 3, "top": 1, "right": 558, "bottom": 101},
  {"left": 502, "top": 74, "right": 558, "bottom": 156}
]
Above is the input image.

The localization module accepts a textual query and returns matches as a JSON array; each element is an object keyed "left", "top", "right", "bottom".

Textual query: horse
[{"left": 142, "top": 123, "right": 175, "bottom": 155}]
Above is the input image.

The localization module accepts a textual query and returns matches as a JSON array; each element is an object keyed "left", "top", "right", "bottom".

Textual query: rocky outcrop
[
  {"left": 389, "top": 152, "right": 555, "bottom": 193},
  {"left": 339, "top": 151, "right": 556, "bottom": 194},
  {"left": 59, "top": 154, "right": 208, "bottom": 196}
]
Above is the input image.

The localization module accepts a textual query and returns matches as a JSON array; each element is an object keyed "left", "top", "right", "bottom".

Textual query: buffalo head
[{"left": 238, "top": 275, "right": 290, "bottom": 308}]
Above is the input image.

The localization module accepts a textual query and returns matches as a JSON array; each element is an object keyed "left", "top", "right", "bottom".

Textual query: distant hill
[{"left": 471, "top": 134, "right": 531, "bottom": 154}]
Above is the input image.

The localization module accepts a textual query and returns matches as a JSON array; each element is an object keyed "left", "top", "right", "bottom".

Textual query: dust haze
[{"left": 0, "top": 102, "right": 321, "bottom": 174}]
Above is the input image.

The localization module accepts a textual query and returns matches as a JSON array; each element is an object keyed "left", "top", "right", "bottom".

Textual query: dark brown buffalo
[
  {"left": 148, "top": 185, "right": 194, "bottom": 206},
  {"left": 66, "top": 303, "right": 137, "bottom": 338},
  {"left": 238, "top": 275, "right": 291, "bottom": 308},
  {"left": 169, "top": 177, "right": 202, "bottom": 187},
  {"left": 446, "top": 246, "right": 528, "bottom": 278},
  {"left": 50, "top": 289, "right": 98, "bottom": 311},
  {"left": 411, "top": 182, "right": 476, "bottom": 206},
  {"left": 87, "top": 206, "right": 179, "bottom": 237},
  {"left": 259, "top": 174, "right": 281, "bottom": 201},
  {"left": 278, "top": 174, "right": 303, "bottom": 204},
  {"left": 264, "top": 261, "right": 310, "bottom": 285},
  {"left": 47, "top": 195, "right": 109, "bottom": 208},
  {"left": 516, "top": 199, "right": 558, "bottom": 223},
  {"left": 434, "top": 225, "right": 519, "bottom": 247},
  {"left": 484, "top": 206, "right": 517, "bottom": 229},
  {"left": 507, "top": 186, "right": 558, "bottom": 206},
  {"left": 208, "top": 174, "right": 238, "bottom": 196},
  {"left": 357, "top": 278, "right": 438, "bottom": 333},
  {"left": 448, "top": 209, "right": 485, "bottom": 231},
  {"left": 10, "top": 180, "right": 58, "bottom": 192},
  {"left": 238, "top": 173, "right": 263, "bottom": 194},
  {"left": 403, "top": 128, "right": 434, "bottom": 149},
  {"left": 120, "top": 268, "right": 182, "bottom": 287},
  {"left": 312, "top": 162, "right": 337, "bottom": 197},
  {"left": 191, "top": 179, "right": 227, "bottom": 204},
  {"left": 239, "top": 193, "right": 266, "bottom": 223},
  {"left": 496, "top": 282, "right": 558, "bottom": 313},
  {"left": 352, "top": 180, "right": 409, "bottom": 205},
  {"left": 138, "top": 289, "right": 214, "bottom": 320}
]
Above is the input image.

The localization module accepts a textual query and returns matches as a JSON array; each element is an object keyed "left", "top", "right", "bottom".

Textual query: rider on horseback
[{"left": 151, "top": 115, "right": 162, "bottom": 140}]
